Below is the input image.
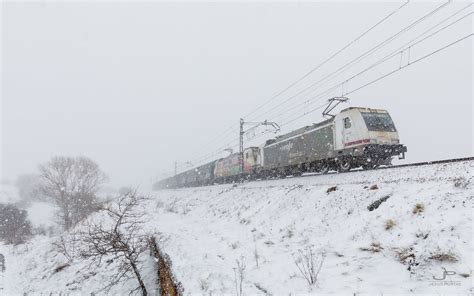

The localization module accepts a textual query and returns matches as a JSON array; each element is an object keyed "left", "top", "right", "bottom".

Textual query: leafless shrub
[
  {"left": 393, "top": 247, "right": 420, "bottom": 273},
  {"left": 394, "top": 247, "right": 415, "bottom": 264},
  {"left": 79, "top": 190, "right": 149, "bottom": 295},
  {"left": 293, "top": 248, "right": 325, "bottom": 286},
  {"left": 412, "top": 203, "right": 424, "bottom": 215},
  {"left": 233, "top": 257, "right": 246, "bottom": 296},
  {"left": 360, "top": 242, "right": 383, "bottom": 253},
  {"left": 429, "top": 251, "right": 458, "bottom": 262},
  {"left": 53, "top": 231, "right": 80, "bottom": 262},
  {"left": 384, "top": 219, "right": 396, "bottom": 230}
]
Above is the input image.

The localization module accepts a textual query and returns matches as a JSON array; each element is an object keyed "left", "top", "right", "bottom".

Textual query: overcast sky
[{"left": 1, "top": 1, "right": 472, "bottom": 189}]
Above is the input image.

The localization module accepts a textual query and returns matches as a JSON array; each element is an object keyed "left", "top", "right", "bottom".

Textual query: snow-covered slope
[
  {"left": 1, "top": 160, "right": 472, "bottom": 294},
  {"left": 145, "top": 161, "right": 473, "bottom": 294}
]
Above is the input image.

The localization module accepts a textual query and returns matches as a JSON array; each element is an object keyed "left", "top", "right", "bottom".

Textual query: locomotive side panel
[
  {"left": 215, "top": 153, "right": 241, "bottom": 179},
  {"left": 263, "top": 124, "right": 334, "bottom": 170}
]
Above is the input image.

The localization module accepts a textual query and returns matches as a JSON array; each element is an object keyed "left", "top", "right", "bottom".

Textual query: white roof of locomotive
[{"left": 340, "top": 107, "right": 389, "bottom": 113}]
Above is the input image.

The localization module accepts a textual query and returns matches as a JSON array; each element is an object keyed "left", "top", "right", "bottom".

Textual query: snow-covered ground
[
  {"left": 0, "top": 160, "right": 472, "bottom": 294},
  {"left": 146, "top": 160, "right": 473, "bottom": 294}
]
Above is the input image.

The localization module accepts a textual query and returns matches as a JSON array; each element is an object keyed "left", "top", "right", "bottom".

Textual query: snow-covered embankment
[{"left": 147, "top": 161, "right": 473, "bottom": 294}]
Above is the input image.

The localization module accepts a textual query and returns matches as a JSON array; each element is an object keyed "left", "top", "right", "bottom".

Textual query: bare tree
[
  {"left": 293, "top": 248, "right": 325, "bottom": 286},
  {"left": 79, "top": 191, "right": 149, "bottom": 295},
  {"left": 39, "top": 156, "right": 107, "bottom": 229}
]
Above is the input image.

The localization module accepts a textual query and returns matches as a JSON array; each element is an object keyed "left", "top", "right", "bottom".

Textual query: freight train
[{"left": 154, "top": 107, "right": 407, "bottom": 189}]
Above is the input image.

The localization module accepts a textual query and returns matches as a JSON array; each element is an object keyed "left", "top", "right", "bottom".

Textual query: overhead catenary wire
[
  {"left": 267, "top": 5, "right": 473, "bottom": 127},
  {"left": 278, "top": 33, "right": 473, "bottom": 128},
  {"left": 346, "top": 33, "right": 473, "bottom": 95},
  {"left": 245, "top": 0, "right": 451, "bottom": 124},
  {"left": 241, "top": 0, "right": 410, "bottom": 122}
]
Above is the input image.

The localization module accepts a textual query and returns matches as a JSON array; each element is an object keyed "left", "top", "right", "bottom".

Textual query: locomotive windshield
[{"left": 361, "top": 112, "right": 397, "bottom": 132}]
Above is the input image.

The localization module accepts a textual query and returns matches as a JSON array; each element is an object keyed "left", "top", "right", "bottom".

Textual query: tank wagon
[{"left": 154, "top": 107, "right": 407, "bottom": 189}]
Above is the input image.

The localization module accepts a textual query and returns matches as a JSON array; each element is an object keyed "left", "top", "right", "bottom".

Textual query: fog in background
[{"left": 1, "top": 1, "right": 472, "bottom": 189}]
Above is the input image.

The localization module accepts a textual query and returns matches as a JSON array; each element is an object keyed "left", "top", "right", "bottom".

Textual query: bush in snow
[
  {"left": 384, "top": 219, "right": 396, "bottom": 230},
  {"left": 53, "top": 231, "right": 81, "bottom": 262},
  {"left": 394, "top": 247, "right": 420, "bottom": 273},
  {"left": 428, "top": 250, "right": 458, "bottom": 263},
  {"left": 0, "top": 203, "right": 32, "bottom": 244},
  {"left": 412, "top": 203, "right": 425, "bottom": 215},
  {"left": 38, "top": 156, "right": 108, "bottom": 230},
  {"left": 293, "top": 248, "right": 325, "bottom": 286}
]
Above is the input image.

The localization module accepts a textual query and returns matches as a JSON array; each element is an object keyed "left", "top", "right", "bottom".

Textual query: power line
[
  {"left": 268, "top": 4, "right": 473, "bottom": 127},
  {"left": 279, "top": 33, "right": 472, "bottom": 128},
  {"left": 241, "top": 0, "right": 410, "bottom": 121},
  {"left": 346, "top": 33, "right": 473, "bottom": 95},
  {"left": 245, "top": 1, "right": 451, "bottom": 124}
]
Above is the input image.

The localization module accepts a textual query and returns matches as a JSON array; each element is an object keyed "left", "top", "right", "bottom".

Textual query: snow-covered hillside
[
  {"left": 1, "top": 160, "right": 472, "bottom": 294},
  {"left": 147, "top": 160, "right": 473, "bottom": 294}
]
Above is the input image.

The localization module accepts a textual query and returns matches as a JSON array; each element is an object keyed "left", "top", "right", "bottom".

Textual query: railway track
[{"left": 296, "top": 156, "right": 474, "bottom": 179}]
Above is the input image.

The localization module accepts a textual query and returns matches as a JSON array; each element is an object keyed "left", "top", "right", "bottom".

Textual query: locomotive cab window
[
  {"left": 344, "top": 117, "right": 351, "bottom": 129},
  {"left": 361, "top": 112, "right": 397, "bottom": 132}
]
